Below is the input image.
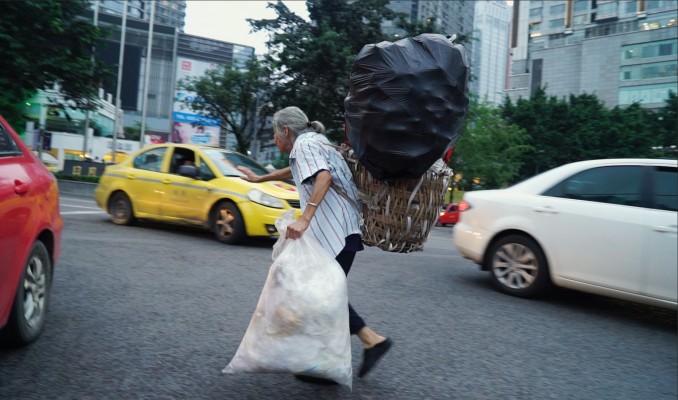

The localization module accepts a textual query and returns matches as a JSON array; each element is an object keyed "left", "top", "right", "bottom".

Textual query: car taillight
[{"left": 458, "top": 200, "right": 471, "bottom": 212}]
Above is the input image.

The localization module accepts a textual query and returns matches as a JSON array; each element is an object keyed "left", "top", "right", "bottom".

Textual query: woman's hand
[
  {"left": 236, "top": 166, "right": 260, "bottom": 182},
  {"left": 285, "top": 218, "right": 310, "bottom": 239}
]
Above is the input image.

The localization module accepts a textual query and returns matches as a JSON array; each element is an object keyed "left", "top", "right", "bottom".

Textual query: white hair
[{"left": 273, "top": 106, "right": 325, "bottom": 137}]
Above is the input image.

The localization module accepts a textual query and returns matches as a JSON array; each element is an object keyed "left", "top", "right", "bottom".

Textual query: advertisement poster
[
  {"left": 173, "top": 57, "right": 221, "bottom": 146},
  {"left": 148, "top": 132, "right": 169, "bottom": 144}
]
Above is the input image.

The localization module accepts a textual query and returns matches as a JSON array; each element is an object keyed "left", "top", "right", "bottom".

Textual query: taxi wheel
[
  {"left": 213, "top": 201, "right": 245, "bottom": 244},
  {"left": 109, "top": 192, "right": 136, "bottom": 226}
]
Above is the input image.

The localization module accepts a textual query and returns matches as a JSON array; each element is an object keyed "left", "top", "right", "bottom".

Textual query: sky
[{"left": 184, "top": 1, "right": 310, "bottom": 55}]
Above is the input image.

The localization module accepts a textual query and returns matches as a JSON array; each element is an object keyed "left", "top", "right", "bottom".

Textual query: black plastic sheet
[{"left": 344, "top": 33, "right": 470, "bottom": 180}]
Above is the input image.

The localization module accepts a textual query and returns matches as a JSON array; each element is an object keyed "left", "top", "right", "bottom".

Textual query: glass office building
[{"left": 508, "top": 0, "right": 677, "bottom": 109}]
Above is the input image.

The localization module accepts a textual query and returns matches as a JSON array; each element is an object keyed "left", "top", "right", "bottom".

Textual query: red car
[
  {"left": 437, "top": 203, "right": 460, "bottom": 226},
  {"left": 0, "top": 115, "right": 62, "bottom": 346}
]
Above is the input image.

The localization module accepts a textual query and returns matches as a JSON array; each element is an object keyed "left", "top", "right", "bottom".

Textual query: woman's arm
[
  {"left": 237, "top": 166, "right": 293, "bottom": 182},
  {"left": 285, "top": 170, "right": 332, "bottom": 239}
]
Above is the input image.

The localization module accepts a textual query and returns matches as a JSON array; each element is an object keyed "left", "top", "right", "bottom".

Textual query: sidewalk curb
[{"left": 58, "top": 179, "right": 97, "bottom": 198}]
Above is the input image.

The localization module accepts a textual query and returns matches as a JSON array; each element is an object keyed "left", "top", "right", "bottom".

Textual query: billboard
[{"left": 173, "top": 57, "right": 221, "bottom": 146}]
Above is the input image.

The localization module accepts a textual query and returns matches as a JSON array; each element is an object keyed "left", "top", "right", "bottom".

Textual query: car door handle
[
  {"left": 14, "top": 179, "right": 29, "bottom": 195},
  {"left": 163, "top": 179, "right": 172, "bottom": 184},
  {"left": 653, "top": 225, "right": 678, "bottom": 234},
  {"left": 126, "top": 174, "right": 136, "bottom": 179},
  {"left": 533, "top": 206, "right": 558, "bottom": 214}
]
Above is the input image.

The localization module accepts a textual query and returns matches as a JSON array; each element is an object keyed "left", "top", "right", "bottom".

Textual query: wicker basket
[{"left": 339, "top": 146, "right": 452, "bottom": 253}]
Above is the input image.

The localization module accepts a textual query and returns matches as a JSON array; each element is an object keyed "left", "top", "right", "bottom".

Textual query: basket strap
[
  {"left": 322, "top": 143, "right": 365, "bottom": 228},
  {"left": 332, "top": 181, "right": 364, "bottom": 228}
]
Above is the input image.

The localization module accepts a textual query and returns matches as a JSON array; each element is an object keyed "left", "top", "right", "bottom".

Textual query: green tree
[
  {"left": 451, "top": 99, "right": 531, "bottom": 189},
  {"left": 0, "top": 0, "right": 108, "bottom": 128},
  {"left": 123, "top": 122, "right": 142, "bottom": 141},
  {"left": 501, "top": 88, "right": 676, "bottom": 180},
  {"left": 249, "top": 0, "right": 401, "bottom": 142},
  {"left": 648, "top": 91, "right": 678, "bottom": 158},
  {"left": 179, "top": 59, "right": 273, "bottom": 154},
  {"left": 500, "top": 87, "right": 572, "bottom": 177}
]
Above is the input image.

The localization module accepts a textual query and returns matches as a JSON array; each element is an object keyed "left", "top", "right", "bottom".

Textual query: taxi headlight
[{"left": 247, "top": 189, "right": 284, "bottom": 209}]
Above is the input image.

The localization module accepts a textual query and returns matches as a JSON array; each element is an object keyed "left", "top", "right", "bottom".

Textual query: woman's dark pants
[{"left": 335, "top": 249, "right": 366, "bottom": 335}]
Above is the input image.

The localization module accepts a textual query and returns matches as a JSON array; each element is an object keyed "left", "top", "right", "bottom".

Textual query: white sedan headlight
[{"left": 247, "top": 189, "right": 284, "bottom": 209}]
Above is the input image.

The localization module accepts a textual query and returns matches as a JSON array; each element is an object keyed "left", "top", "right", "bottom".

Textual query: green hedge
[{"left": 54, "top": 172, "right": 100, "bottom": 184}]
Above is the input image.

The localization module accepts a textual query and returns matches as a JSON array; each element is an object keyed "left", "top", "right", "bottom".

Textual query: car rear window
[{"left": 652, "top": 166, "right": 677, "bottom": 211}]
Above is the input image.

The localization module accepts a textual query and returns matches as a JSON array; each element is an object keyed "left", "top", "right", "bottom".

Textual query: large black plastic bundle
[{"left": 344, "top": 33, "right": 470, "bottom": 180}]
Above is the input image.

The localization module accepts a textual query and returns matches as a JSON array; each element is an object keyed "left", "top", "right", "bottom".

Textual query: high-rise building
[
  {"left": 507, "top": 0, "right": 677, "bottom": 109},
  {"left": 94, "top": 0, "right": 187, "bottom": 32},
  {"left": 71, "top": 5, "right": 254, "bottom": 143},
  {"left": 386, "top": 1, "right": 513, "bottom": 103},
  {"left": 385, "top": 1, "right": 476, "bottom": 39},
  {"left": 175, "top": 34, "right": 255, "bottom": 149},
  {"left": 471, "top": 1, "right": 512, "bottom": 104},
  {"left": 382, "top": 0, "right": 418, "bottom": 38}
]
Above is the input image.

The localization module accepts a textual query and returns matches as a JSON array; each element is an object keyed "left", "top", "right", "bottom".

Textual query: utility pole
[
  {"left": 82, "top": 1, "right": 100, "bottom": 160},
  {"left": 112, "top": 2, "right": 128, "bottom": 164},
  {"left": 139, "top": 0, "right": 156, "bottom": 147},
  {"left": 37, "top": 105, "right": 47, "bottom": 163}
]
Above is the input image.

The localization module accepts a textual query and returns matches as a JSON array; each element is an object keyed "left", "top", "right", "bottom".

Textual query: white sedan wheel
[
  {"left": 492, "top": 243, "right": 538, "bottom": 289},
  {"left": 488, "top": 234, "right": 550, "bottom": 297}
]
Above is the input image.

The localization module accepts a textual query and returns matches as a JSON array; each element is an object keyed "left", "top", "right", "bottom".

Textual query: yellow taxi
[{"left": 94, "top": 143, "right": 301, "bottom": 244}]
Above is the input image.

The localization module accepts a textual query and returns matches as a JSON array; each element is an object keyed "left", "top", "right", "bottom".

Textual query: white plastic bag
[{"left": 223, "top": 211, "right": 352, "bottom": 388}]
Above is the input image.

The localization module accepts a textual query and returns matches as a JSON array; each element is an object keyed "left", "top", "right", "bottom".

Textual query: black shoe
[
  {"left": 294, "top": 374, "right": 339, "bottom": 386},
  {"left": 358, "top": 337, "right": 393, "bottom": 378}
]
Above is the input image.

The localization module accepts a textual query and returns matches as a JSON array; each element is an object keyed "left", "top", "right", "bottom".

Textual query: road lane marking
[
  {"left": 61, "top": 211, "right": 107, "bottom": 215},
  {"left": 60, "top": 204, "right": 101, "bottom": 210},
  {"left": 60, "top": 197, "right": 97, "bottom": 203}
]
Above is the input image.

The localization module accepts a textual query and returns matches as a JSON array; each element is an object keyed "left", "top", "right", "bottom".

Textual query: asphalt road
[{"left": 0, "top": 194, "right": 675, "bottom": 400}]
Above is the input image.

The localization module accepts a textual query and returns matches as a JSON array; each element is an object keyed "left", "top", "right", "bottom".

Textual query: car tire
[
  {"left": 487, "top": 234, "right": 550, "bottom": 298},
  {"left": 109, "top": 192, "right": 136, "bottom": 226},
  {"left": 213, "top": 201, "right": 245, "bottom": 244},
  {"left": 1, "top": 241, "right": 52, "bottom": 346},
  {"left": 436, "top": 221, "right": 443, "bottom": 227}
]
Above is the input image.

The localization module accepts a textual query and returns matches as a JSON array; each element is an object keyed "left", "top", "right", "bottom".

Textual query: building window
[
  {"left": 574, "top": 14, "right": 588, "bottom": 25},
  {"left": 646, "top": 0, "right": 662, "bottom": 10},
  {"left": 620, "top": 61, "right": 678, "bottom": 81},
  {"left": 625, "top": 0, "right": 638, "bottom": 13},
  {"left": 659, "top": 43, "right": 674, "bottom": 55},
  {"left": 619, "top": 82, "right": 678, "bottom": 105},
  {"left": 550, "top": 4, "right": 566, "bottom": 14},
  {"left": 549, "top": 18, "right": 565, "bottom": 28},
  {"left": 574, "top": 0, "right": 588, "bottom": 12},
  {"left": 530, "top": 7, "right": 542, "bottom": 17},
  {"left": 597, "top": 2, "right": 618, "bottom": 17},
  {"left": 622, "top": 39, "right": 678, "bottom": 60}
]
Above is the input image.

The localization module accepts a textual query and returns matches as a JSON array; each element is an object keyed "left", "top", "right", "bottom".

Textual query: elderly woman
[{"left": 237, "top": 106, "right": 392, "bottom": 383}]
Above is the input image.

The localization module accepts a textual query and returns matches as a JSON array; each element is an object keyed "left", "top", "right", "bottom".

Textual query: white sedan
[{"left": 453, "top": 158, "right": 677, "bottom": 309}]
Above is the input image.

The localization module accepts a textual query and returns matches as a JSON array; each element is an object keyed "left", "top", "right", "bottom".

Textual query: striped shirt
[{"left": 289, "top": 132, "right": 362, "bottom": 257}]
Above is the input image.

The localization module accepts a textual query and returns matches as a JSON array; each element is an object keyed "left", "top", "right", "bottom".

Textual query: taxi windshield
[{"left": 203, "top": 149, "right": 270, "bottom": 177}]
